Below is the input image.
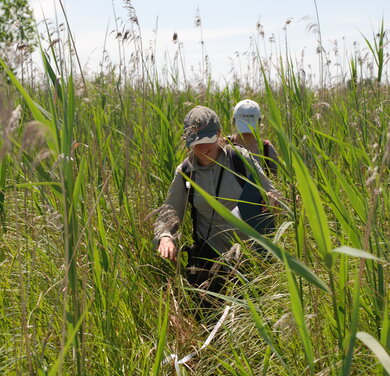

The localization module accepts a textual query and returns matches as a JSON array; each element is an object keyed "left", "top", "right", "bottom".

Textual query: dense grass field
[{"left": 0, "top": 7, "right": 389, "bottom": 375}]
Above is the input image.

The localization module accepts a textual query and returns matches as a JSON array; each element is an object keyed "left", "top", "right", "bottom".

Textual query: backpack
[{"left": 226, "top": 136, "right": 272, "bottom": 176}]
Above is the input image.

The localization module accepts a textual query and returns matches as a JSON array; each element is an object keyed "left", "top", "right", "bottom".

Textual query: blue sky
[{"left": 30, "top": 0, "right": 388, "bottom": 84}]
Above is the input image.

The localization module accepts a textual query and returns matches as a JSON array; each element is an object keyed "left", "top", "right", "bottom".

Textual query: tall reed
[{"left": 0, "top": 4, "right": 388, "bottom": 375}]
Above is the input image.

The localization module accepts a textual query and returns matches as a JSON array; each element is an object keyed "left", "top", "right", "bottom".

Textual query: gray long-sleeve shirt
[{"left": 154, "top": 144, "right": 276, "bottom": 253}]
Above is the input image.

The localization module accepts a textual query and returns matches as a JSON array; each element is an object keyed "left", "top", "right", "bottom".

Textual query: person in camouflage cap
[{"left": 154, "top": 105, "right": 278, "bottom": 312}]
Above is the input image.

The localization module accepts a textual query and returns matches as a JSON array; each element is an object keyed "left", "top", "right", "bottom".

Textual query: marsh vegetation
[{"left": 0, "top": 4, "right": 389, "bottom": 375}]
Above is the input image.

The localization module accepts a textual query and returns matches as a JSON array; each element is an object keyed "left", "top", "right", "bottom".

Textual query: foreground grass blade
[
  {"left": 48, "top": 303, "right": 90, "bottom": 376},
  {"left": 0, "top": 154, "right": 7, "bottom": 230},
  {"left": 327, "top": 161, "right": 367, "bottom": 223},
  {"left": 356, "top": 332, "right": 390, "bottom": 374},
  {"left": 342, "top": 269, "right": 361, "bottom": 375},
  {"left": 0, "top": 59, "right": 59, "bottom": 156},
  {"left": 331, "top": 246, "right": 383, "bottom": 262},
  {"left": 381, "top": 303, "right": 390, "bottom": 352},
  {"left": 282, "top": 251, "right": 314, "bottom": 374},
  {"left": 291, "top": 146, "right": 331, "bottom": 260},
  {"left": 151, "top": 289, "right": 170, "bottom": 375},
  {"left": 183, "top": 174, "right": 329, "bottom": 293},
  {"left": 247, "top": 298, "right": 291, "bottom": 372}
]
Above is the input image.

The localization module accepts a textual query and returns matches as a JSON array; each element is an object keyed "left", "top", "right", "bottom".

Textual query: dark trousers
[{"left": 185, "top": 241, "right": 227, "bottom": 316}]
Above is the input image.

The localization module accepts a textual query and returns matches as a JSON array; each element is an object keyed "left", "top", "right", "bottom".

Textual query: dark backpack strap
[
  {"left": 227, "top": 147, "right": 247, "bottom": 188},
  {"left": 181, "top": 158, "right": 194, "bottom": 206},
  {"left": 182, "top": 158, "right": 198, "bottom": 241}
]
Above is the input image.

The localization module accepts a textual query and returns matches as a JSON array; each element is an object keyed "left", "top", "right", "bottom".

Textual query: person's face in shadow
[{"left": 193, "top": 133, "right": 222, "bottom": 166}]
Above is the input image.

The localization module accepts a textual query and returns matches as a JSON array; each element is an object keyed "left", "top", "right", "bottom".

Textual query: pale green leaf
[
  {"left": 291, "top": 147, "right": 331, "bottom": 256},
  {"left": 356, "top": 332, "right": 390, "bottom": 374},
  {"left": 331, "top": 246, "right": 382, "bottom": 262}
]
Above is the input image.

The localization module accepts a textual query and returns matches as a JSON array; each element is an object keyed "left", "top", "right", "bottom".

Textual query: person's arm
[{"left": 153, "top": 164, "right": 188, "bottom": 260}]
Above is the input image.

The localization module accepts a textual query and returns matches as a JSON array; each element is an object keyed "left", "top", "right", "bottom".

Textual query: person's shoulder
[
  {"left": 225, "top": 143, "right": 252, "bottom": 162},
  {"left": 224, "top": 144, "right": 257, "bottom": 173},
  {"left": 175, "top": 155, "right": 195, "bottom": 175},
  {"left": 225, "top": 135, "right": 246, "bottom": 149},
  {"left": 225, "top": 142, "right": 249, "bottom": 154}
]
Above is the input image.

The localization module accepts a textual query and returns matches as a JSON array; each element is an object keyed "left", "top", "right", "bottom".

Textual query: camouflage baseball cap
[{"left": 183, "top": 106, "right": 221, "bottom": 148}]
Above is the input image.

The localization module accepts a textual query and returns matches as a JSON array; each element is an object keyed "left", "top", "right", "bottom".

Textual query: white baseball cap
[{"left": 233, "top": 99, "right": 261, "bottom": 134}]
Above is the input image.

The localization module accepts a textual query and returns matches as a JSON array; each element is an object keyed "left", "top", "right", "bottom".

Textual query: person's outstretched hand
[{"left": 158, "top": 237, "right": 177, "bottom": 261}]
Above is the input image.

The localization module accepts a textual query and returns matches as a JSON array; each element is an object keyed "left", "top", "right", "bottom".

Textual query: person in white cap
[
  {"left": 153, "top": 105, "right": 278, "bottom": 311},
  {"left": 231, "top": 99, "right": 278, "bottom": 175}
]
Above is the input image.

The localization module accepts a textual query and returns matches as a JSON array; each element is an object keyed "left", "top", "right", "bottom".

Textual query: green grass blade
[
  {"left": 71, "top": 157, "right": 86, "bottom": 213},
  {"left": 261, "top": 346, "right": 272, "bottom": 376},
  {"left": 314, "top": 156, "right": 362, "bottom": 248},
  {"left": 63, "top": 73, "right": 75, "bottom": 157},
  {"left": 183, "top": 173, "right": 329, "bottom": 293},
  {"left": 291, "top": 146, "right": 331, "bottom": 258},
  {"left": 41, "top": 51, "right": 63, "bottom": 103},
  {"left": 342, "top": 268, "right": 361, "bottom": 375},
  {"left": 282, "top": 251, "right": 315, "bottom": 373},
  {"left": 311, "top": 129, "right": 368, "bottom": 161},
  {"left": 48, "top": 303, "right": 89, "bottom": 376},
  {"left": 381, "top": 303, "right": 390, "bottom": 350},
  {"left": 96, "top": 199, "right": 109, "bottom": 272},
  {"left": 262, "top": 71, "right": 292, "bottom": 170},
  {"left": 12, "top": 182, "right": 61, "bottom": 189},
  {"left": 151, "top": 290, "right": 170, "bottom": 376},
  {"left": 327, "top": 161, "right": 367, "bottom": 223},
  {"left": 0, "top": 155, "right": 7, "bottom": 229},
  {"left": 247, "top": 298, "right": 290, "bottom": 371},
  {"left": 356, "top": 332, "right": 390, "bottom": 374},
  {"left": 0, "top": 58, "right": 59, "bottom": 156},
  {"left": 217, "top": 359, "right": 241, "bottom": 376},
  {"left": 331, "top": 246, "right": 383, "bottom": 262}
]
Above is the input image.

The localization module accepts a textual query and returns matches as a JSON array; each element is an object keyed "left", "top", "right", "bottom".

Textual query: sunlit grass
[{"left": 0, "top": 5, "right": 389, "bottom": 375}]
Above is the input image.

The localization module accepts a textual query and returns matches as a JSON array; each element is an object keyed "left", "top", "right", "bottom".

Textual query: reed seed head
[{"left": 21, "top": 121, "right": 45, "bottom": 151}]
